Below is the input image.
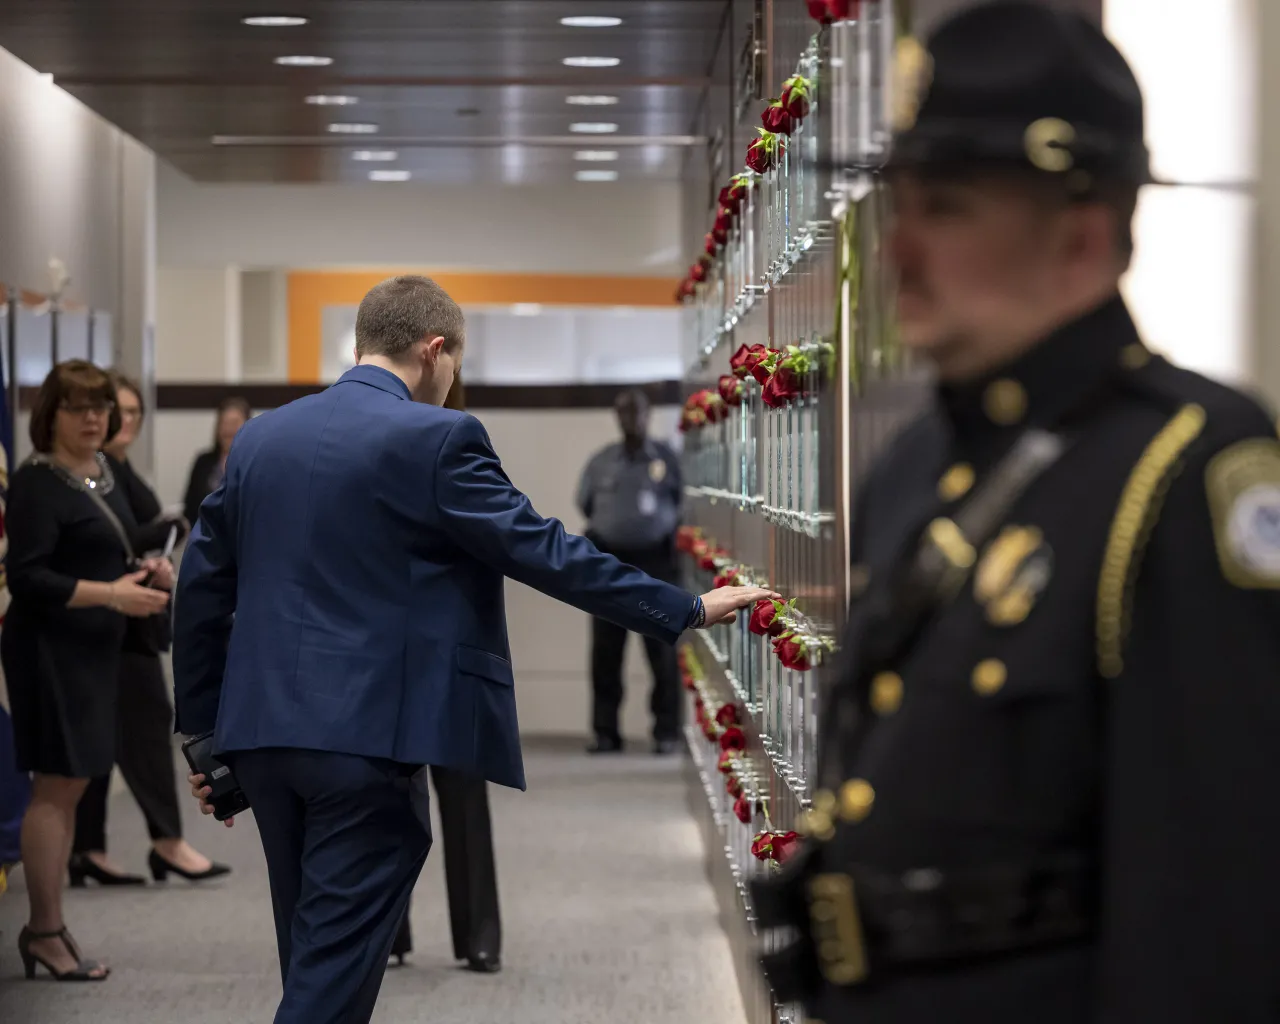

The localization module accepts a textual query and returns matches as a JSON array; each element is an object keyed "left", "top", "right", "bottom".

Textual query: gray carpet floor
[{"left": 0, "top": 744, "right": 746, "bottom": 1024}]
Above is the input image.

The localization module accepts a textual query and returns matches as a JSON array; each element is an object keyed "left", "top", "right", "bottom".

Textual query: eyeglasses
[{"left": 60, "top": 400, "right": 115, "bottom": 417}]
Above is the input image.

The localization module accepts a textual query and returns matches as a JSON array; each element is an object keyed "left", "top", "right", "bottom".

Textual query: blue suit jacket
[{"left": 172, "top": 366, "right": 695, "bottom": 790}]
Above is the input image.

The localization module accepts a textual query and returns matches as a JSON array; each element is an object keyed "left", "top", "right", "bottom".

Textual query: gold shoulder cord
[{"left": 1096, "top": 404, "right": 1206, "bottom": 679}]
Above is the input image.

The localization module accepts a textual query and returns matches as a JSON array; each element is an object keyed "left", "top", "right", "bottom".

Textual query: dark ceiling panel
[{"left": 0, "top": 0, "right": 729, "bottom": 183}]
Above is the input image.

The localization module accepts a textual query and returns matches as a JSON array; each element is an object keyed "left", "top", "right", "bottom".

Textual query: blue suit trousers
[{"left": 232, "top": 749, "right": 433, "bottom": 1024}]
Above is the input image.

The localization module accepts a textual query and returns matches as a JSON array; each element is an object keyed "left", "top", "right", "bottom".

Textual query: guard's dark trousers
[
  {"left": 233, "top": 749, "right": 432, "bottom": 1024},
  {"left": 589, "top": 545, "right": 681, "bottom": 744},
  {"left": 391, "top": 766, "right": 501, "bottom": 962}
]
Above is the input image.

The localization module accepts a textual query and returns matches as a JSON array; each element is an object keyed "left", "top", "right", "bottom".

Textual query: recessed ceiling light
[
  {"left": 561, "top": 16, "right": 623, "bottom": 28},
  {"left": 328, "top": 122, "right": 379, "bottom": 134},
  {"left": 306, "top": 94, "right": 358, "bottom": 106},
  {"left": 513, "top": 304, "right": 543, "bottom": 317},
  {"left": 369, "top": 170, "right": 411, "bottom": 182},
  {"left": 566, "top": 94, "right": 619, "bottom": 106},
  {"left": 570, "top": 122, "right": 619, "bottom": 134},
  {"left": 242, "top": 15, "right": 309, "bottom": 27},
  {"left": 563, "top": 56, "right": 620, "bottom": 68},
  {"left": 352, "top": 150, "right": 399, "bottom": 162},
  {"left": 576, "top": 169, "right": 619, "bottom": 182},
  {"left": 274, "top": 55, "right": 333, "bottom": 66},
  {"left": 575, "top": 150, "right": 619, "bottom": 162}
]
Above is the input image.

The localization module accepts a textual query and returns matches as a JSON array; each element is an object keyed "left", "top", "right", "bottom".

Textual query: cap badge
[
  {"left": 892, "top": 36, "right": 933, "bottom": 132},
  {"left": 1025, "top": 117, "right": 1077, "bottom": 173}
]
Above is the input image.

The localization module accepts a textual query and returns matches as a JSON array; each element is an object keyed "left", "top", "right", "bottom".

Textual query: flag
[{"left": 0, "top": 345, "right": 28, "bottom": 871}]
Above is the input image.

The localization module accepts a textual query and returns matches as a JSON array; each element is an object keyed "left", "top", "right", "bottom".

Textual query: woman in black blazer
[
  {"left": 69, "top": 372, "right": 230, "bottom": 887},
  {"left": 182, "top": 396, "right": 250, "bottom": 526}
]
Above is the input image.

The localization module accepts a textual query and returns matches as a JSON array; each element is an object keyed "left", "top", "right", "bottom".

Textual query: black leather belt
[{"left": 804, "top": 855, "right": 1097, "bottom": 987}]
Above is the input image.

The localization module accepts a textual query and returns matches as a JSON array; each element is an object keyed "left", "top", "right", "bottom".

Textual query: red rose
[
  {"left": 733, "top": 796, "right": 754, "bottom": 824},
  {"left": 698, "top": 552, "right": 717, "bottom": 572},
  {"left": 704, "top": 233, "right": 719, "bottom": 256},
  {"left": 690, "top": 262, "right": 707, "bottom": 283},
  {"left": 750, "top": 832, "right": 775, "bottom": 860},
  {"left": 806, "top": 0, "right": 830, "bottom": 21},
  {"left": 714, "top": 207, "right": 734, "bottom": 234},
  {"left": 781, "top": 76, "right": 812, "bottom": 120},
  {"left": 712, "top": 225, "right": 728, "bottom": 246},
  {"left": 730, "top": 344, "right": 754, "bottom": 378},
  {"left": 681, "top": 674, "right": 696, "bottom": 692},
  {"left": 717, "top": 749, "right": 737, "bottom": 775},
  {"left": 773, "top": 632, "right": 812, "bottom": 672},
  {"left": 691, "top": 537, "right": 710, "bottom": 558},
  {"left": 715, "top": 703, "right": 740, "bottom": 727},
  {"left": 694, "top": 695, "right": 705, "bottom": 720},
  {"left": 827, "top": 0, "right": 856, "bottom": 21},
  {"left": 712, "top": 569, "right": 739, "bottom": 589},
  {"left": 772, "top": 831, "right": 801, "bottom": 864},
  {"left": 726, "top": 775, "right": 743, "bottom": 798},
  {"left": 746, "top": 131, "right": 784, "bottom": 174},
  {"left": 719, "top": 725, "right": 747, "bottom": 752},
  {"left": 718, "top": 184, "right": 738, "bottom": 212},
  {"left": 751, "top": 348, "right": 781, "bottom": 385},
  {"left": 762, "top": 364, "right": 802, "bottom": 408},
  {"left": 718, "top": 374, "right": 744, "bottom": 407},
  {"left": 702, "top": 718, "right": 719, "bottom": 741},
  {"left": 678, "top": 406, "right": 706, "bottom": 433},
  {"left": 762, "top": 100, "right": 794, "bottom": 136},
  {"left": 740, "top": 344, "right": 770, "bottom": 380},
  {"left": 676, "top": 525, "right": 699, "bottom": 553},
  {"left": 748, "top": 598, "right": 785, "bottom": 637}
]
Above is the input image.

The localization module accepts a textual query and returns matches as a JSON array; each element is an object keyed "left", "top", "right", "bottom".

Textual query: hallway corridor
[{"left": 0, "top": 745, "right": 746, "bottom": 1024}]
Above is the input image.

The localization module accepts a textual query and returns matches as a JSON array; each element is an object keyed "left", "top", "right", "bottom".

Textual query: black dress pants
[
  {"left": 73, "top": 650, "right": 183, "bottom": 852},
  {"left": 589, "top": 544, "right": 682, "bottom": 744},
  {"left": 391, "top": 765, "right": 500, "bottom": 961}
]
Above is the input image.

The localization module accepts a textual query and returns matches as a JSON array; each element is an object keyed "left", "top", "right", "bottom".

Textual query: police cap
[{"left": 890, "top": 1, "right": 1151, "bottom": 187}]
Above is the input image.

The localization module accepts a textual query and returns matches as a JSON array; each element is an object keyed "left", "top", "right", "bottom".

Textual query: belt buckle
[{"left": 808, "top": 873, "right": 868, "bottom": 986}]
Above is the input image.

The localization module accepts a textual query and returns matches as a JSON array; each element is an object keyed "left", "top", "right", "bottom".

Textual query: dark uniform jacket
[{"left": 813, "top": 295, "right": 1280, "bottom": 1023}]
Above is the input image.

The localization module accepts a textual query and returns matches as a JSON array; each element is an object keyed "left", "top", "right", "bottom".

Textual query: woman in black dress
[
  {"left": 5, "top": 361, "right": 172, "bottom": 981},
  {"left": 69, "top": 372, "right": 229, "bottom": 887},
  {"left": 181, "top": 395, "right": 250, "bottom": 527}
]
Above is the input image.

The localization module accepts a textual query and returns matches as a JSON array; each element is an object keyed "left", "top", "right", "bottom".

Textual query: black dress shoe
[
  {"left": 586, "top": 736, "right": 623, "bottom": 754},
  {"left": 465, "top": 953, "right": 501, "bottom": 973},
  {"left": 68, "top": 854, "right": 146, "bottom": 888},
  {"left": 652, "top": 738, "right": 681, "bottom": 755},
  {"left": 148, "top": 850, "right": 232, "bottom": 883}
]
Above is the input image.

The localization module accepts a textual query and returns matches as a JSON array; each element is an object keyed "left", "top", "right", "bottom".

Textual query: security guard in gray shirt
[
  {"left": 577, "top": 388, "right": 683, "bottom": 754},
  {"left": 752, "top": 4, "right": 1280, "bottom": 1022}
]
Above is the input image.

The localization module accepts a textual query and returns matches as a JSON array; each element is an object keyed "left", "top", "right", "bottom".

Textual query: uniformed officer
[
  {"left": 577, "top": 388, "right": 684, "bottom": 754},
  {"left": 753, "top": 3, "right": 1280, "bottom": 1022}
]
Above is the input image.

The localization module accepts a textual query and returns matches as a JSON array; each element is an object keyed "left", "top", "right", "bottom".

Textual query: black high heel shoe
[
  {"left": 148, "top": 849, "right": 231, "bottom": 883},
  {"left": 68, "top": 853, "right": 146, "bottom": 888},
  {"left": 18, "top": 925, "right": 110, "bottom": 981}
]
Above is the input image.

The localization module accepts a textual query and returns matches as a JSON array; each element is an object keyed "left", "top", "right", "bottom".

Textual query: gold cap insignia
[
  {"left": 892, "top": 36, "right": 933, "bottom": 133},
  {"left": 1025, "top": 117, "right": 1077, "bottom": 173}
]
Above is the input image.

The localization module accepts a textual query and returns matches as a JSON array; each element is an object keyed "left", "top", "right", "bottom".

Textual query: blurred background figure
[
  {"left": 4, "top": 361, "right": 172, "bottom": 981},
  {"left": 69, "top": 371, "right": 229, "bottom": 887},
  {"left": 576, "top": 389, "right": 683, "bottom": 755},
  {"left": 182, "top": 395, "right": 250, "bottom": 526},
  {"left": 390, "top": 374, "right": 502, "bottom": 976}
]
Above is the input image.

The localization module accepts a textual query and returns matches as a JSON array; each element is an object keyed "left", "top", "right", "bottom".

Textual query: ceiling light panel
[
  {"left": 575, "top": 150, "right": 619, "bottom": 161},
  {"left": 328, "top": 123, "right": 379, "bottom": 134},
  {"left": 369, "top": 170, "right": 411, "bottom": 182},
  {"left": 274, "top": 55, "right": 332, "bottom": 66},
  {"left": 563, "top": 56, "right": 620, "bottom": 68},
  {"left": 561, "top": 16, "right": 623, "bottom": 28},
  {"left": 566, "top": 95, "right": 619, "bottom": 106},
  {"left": 352, "top": 150, "right": 399, "bottom": 162},
  {"left": 306, "top": 94, "right": 358, "bottom": 106},
  {"left": 576, "top": 170, "right": 619, "bottom": 182},
  {"left": 570, "top": 122, "right": 619, "bottom": 134},
  {"left": 243, "top": 15, "right": 309, "bottom": 27}
]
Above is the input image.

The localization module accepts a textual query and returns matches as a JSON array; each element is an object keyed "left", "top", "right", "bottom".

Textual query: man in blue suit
[{"left": 173, "top": 274, "right": 773, "bottom": 1024}]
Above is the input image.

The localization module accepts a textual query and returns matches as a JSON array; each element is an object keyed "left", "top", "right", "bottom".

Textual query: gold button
[
  {"left": 983, "top": 379, "right": 1027, "bottom": 426},
  {"left": 971, "top": 658, "right": 1008, "bottom": 696},
  {"left": 870, "top": 672, "right": 903, "bottom": 716},
  {"left": 839, "top": 779, "right": 875, "bottom": 822},
  {"left": 937, "top": 463, "right": 975, "bottom": 502},
  {"left": 1120, "top": 343, "right": 1151, "bottom": 370}
]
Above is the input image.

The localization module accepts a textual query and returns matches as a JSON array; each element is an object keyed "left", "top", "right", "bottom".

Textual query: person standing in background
[
  {"left": 69, "top": 371, "right": 230, "bottom": 887},
  {"left": 5, "top": 361, "right": 172, "bottom": 981},
  {"left": 577, "top": 389, "right": 683, "bottom": 755},
  {"left": 181, "top": 395, "right": 250, "bottom": 526},
  {"left": 390, "top": 373, "right": 503, "bottom": 975}
]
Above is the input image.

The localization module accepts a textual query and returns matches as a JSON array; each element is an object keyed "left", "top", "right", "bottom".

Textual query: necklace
[{"left": 28, "top": 451, "right": 116, "bottom": 496}]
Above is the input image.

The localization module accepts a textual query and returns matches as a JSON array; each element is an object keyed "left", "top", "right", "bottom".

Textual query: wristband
[{"left": 687, "top": 595, "right": 706, "bottom": 630}]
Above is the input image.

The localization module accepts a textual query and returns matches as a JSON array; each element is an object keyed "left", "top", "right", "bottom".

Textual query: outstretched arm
[{"left": 433, "top": 416, "right": 771, "bottom": 639}]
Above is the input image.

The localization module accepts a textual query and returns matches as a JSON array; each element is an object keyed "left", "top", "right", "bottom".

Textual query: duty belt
[{"left": 755, "top": 854, "right": 1096, "bottom": 998}]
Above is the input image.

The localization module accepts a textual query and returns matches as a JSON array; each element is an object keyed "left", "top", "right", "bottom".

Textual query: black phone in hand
[{"left": 180, "top": 732, "right": 250, "bottom": 821}]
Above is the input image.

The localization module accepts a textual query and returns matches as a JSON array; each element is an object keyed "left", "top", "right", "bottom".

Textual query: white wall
[{"left": 157, "top": 161, "right": 684, "bottom": 275}]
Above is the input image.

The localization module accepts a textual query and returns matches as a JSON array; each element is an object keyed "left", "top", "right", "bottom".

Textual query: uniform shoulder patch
[{"left": 1206, "top": 438, "right": 1280, "bottom": 589}]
